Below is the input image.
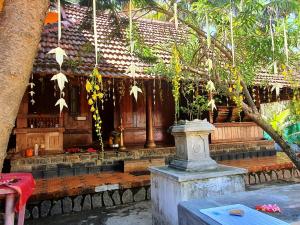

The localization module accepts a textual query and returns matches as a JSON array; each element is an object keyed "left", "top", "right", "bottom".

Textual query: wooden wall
[
  {"left": 211, "top": 122, "right": 264, "bottom": 143},
  {"left": 63, "top": 80, "right": 92, "bottom": 148},
  {"left": 116, "top": 80, "right": 174, "bottom": 146}
]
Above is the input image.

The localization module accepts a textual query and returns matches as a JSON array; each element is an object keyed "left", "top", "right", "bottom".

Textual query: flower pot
[
  {"left": 215, "top": 106, "right": 230, "bottom": 123},
  {"left": 25, "top": 148, "right": 34, "bottom": 157}
]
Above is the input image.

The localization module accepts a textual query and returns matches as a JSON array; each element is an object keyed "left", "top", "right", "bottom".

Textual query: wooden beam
[{"left": 144, "top": 80, "right": 156, "bottom": 148}]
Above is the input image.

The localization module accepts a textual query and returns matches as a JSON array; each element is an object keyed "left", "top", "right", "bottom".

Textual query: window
[{"left": 69, "top": 85, "right": 80, "bottom": 116}]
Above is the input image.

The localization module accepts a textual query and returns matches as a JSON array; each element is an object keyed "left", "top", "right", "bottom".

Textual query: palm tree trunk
[{"left": 0, "top": 0, "right": 49, "bottom": 170}]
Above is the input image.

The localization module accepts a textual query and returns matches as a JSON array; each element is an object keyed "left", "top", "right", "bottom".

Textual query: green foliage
[
  {"left": 180, "top": 94, "right": 209, "bottom": 120},
  {"left": 125, "top": 24, "right": 158, "bottom": 63},
  {"left": 65, "top": 58, "right": 82, "bottom": 71},
  {"left": 269, "top": 109, "right": 291, "bottom": 135},
  {"left": 171, "top": 46, "right": 182, "bottom": 122}
]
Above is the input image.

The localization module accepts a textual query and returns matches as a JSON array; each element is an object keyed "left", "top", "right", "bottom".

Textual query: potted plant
[{"left": 215, "top": 106, "right": 231, "bottom": 123}]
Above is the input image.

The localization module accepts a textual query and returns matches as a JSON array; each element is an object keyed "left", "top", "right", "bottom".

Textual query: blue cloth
[{"left": 199, "top": 204, "right": 289, "bottom": 225}]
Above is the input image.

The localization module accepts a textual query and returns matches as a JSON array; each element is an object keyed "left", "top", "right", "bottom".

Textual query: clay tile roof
[
  {"left": 33, "top": 4, "right": 185, "bottom": 79},
  {"left": 34, "top": 4, "right": 300, "bottom": 86}
]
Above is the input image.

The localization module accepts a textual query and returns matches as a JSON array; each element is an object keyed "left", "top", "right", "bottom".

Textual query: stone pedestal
[
  {"left": 150, "top": 166, "right": 246, "bottom": 225},
  {"left": 150, "top": 120, "right": 247, "bottom": 225},
  {"left": 170, "top": 119, "right": 217, "bottom": 171}
]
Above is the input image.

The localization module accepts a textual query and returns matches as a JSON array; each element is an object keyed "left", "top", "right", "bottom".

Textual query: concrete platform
[
  {"left": 151, "top": 165, "right": 246, "bottom": 225},
  {"left": 178, "top": 184, "right": 300, "bottom": 225}
]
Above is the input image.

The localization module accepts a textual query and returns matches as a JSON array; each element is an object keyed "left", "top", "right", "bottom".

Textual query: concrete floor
[{"left": 25, "top": 201, "right": 152, "bottom": 225}]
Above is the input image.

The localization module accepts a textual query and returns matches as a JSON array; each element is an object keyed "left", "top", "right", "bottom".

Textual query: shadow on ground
[{"left": 25, "top": 201, "right": 152, "bottom": 225}]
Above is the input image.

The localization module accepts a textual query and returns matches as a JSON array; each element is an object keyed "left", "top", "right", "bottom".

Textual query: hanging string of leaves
[
  {"left": 227, "top": 0, "right": 243, "bottom": 114},
  {"left": 127, "top": 0, "right": 143, "bottom": 102},
  {"left": 85, "top": 0, "right": 105, "bottom": 155},
  {"left": 205, "top": 12, "right": 216, "bottom": 112},
  {"left": 171, "top": 45, "right": 181, "bottom": 123},
  {"left": 48, "top": 0, "right": 68, "bottom": 114},
  {"left": 86, "top": 68, "right": 104, "bottom": 147},
  {"left": 28, "top": 74, "right": 35, "bottom": 105}
]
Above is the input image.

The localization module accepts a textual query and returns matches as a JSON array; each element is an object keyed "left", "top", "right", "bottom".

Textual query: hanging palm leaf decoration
[
  {"left": 283, "top": 17, "right": 289, "bottom": 66},
  {"left": 28, "top": 74, "right": 35, "bottom": 105},
  {"left": 205, "top": 12, "right": 216, "bottom": 112},
  {"left": 48, "top": 0, "right": 68, "bottom": 114},
  {"left": 269, "top": 14, "right": 277, "bottom": 74},
  {"left": 229, "top": 0, "right": 235, "bottom": 67},
  {"left": 85, "top": 0, "right": 105, "bottom": 155},
  {"left": 128, "top": 0, "right": 142, "bottom": 101}
]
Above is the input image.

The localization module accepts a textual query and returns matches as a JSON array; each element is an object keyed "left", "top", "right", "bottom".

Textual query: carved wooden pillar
[{"left": 144, "top": 80, "right": 156, "bottom": 148}]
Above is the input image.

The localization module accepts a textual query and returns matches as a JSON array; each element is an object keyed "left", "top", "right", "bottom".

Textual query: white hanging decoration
[
  {"left": 112, "top": 78, "right": 116, "bottom": 107},
  {"left": 126, "top": 63, "right": 140, "bottom": 77},
  {"left": 283, "top": 18, "right": 289, "bottom": 65},
  {"left": 153, "top": 75, "right": 156, "bottom": 106},
  {"left": 93, "top": 0, "right": 98, "bottom": 65},
  {"left": 49, "top": 0, "right": 68, "bottom": 114},
  {"left": 205, "top": 12, "right": 211, "bottom": 49},
  {"left": 208, "top": 99, "right": 217, "bottom": 111},
  {"left": 206, "top": 58, "right": 213, "bottom": 72},
  {"left": 47, "top": 47, "right": 68, "bottom": 68},
  {"left": 174, "top": 2, "right": 178, "bottom": 31},
  {"left": 55, "top": 98, "right": 68, "bottom": 112},
  {"left": 51, "top": 72, "right": 68, "bottom": 91},
  {"left": 206, "top": 80, "right": 216, "bottom": 92},
  {"left": 128, "top": 0, "right": 142, "bottom": 101},
  {"left": 130, "top": 82, "right": 143, "bottom": 102},
  {"left": 271, "top": 83, "right": 283, "bottom": 97},
  {"left": 205, "top": 12, "right": 216, "bottom": 112},
  {"left": 28, "top": 82, "right": 35, "bottom": 89},
  {"left": 229, "top": 0, "right": 235, "bottom": 66},
  {"left": 169, "top": 2, "right": 178, "bottom": 30},
  {"left": 269, "top": 15, "right": 278, "bottom": 75},
  {"left": 28, "top": 74, "right": 35, "bottom": 105},
  {"left": 29, "top": 91, "right": 35, "bottom": 97}
]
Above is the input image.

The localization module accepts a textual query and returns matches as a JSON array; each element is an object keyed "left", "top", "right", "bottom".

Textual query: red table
[{"left": 0, "top": 173, "right": 35, "bottom": 225}]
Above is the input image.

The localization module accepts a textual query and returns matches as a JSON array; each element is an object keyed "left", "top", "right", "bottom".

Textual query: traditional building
[{"left": 9, "top": 4, "right": 298, "bottom": 175}]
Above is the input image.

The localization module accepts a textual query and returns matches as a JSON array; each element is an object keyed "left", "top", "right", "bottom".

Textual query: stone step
[
  {"left": 31, "top": 162, "right": 122, "bottom": 179},
  {"left": 123, "top": 157, "right": 166, "bottom": 173},
  {"left": 211, "top": 149, "right": 276, "bottom": 161}
]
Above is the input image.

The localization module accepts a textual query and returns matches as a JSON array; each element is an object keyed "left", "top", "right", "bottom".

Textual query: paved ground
[
  {"left": 25, "top": 201, "right": 152, "bottom": 225},
  {"left": 25, "top": 179, "right": 300, "bottom": 225}
]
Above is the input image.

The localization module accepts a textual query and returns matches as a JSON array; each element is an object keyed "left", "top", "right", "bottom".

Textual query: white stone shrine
[{"left": 150, "top": 119, "right": 247, "bottom": 225}]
